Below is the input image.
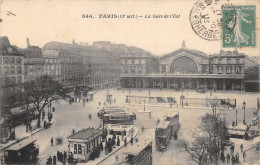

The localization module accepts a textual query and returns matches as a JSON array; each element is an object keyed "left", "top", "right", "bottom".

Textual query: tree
[
  {"left": 209, "top": 99, "right": 219, "bottom": 117},
  {"left": 23, "top": 75, "right": 66, "bottom": 127},
  {"left": 177, "top": 113, "right": 226, "bottom": 165}
]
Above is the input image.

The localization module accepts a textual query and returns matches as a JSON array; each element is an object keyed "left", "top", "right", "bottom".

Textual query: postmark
[
  {"left": 222, "top": 5, "right": 256, "bottom": 47},
  {"left": 190, "top": 0, "right": 226, "bottom": 41}
]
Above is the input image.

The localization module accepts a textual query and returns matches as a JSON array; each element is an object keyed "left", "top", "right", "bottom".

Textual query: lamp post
[
  {"left": 243, "top": 101, "right": 246, "bottom": 125},
  {"left": 144, "top": 100, "right": 146, "bottom": 112},
  {"left": 235, "top": 108, "right": 238, "bottom": 126}
]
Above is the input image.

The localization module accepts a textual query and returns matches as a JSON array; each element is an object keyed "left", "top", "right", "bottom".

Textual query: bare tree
[
  {"left": 178, "top": 134, "right": 209, "bottom": 165},
  {"left": 177, "top": 113, "right": 226, "bottom": 165},
  {"left": 23, "top": 75, "right": 66, "bottom": 127}
]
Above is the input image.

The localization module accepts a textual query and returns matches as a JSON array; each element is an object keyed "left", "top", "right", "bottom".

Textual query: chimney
[{"left": 27, "top": 38, "right": 30, "bottom": 48}]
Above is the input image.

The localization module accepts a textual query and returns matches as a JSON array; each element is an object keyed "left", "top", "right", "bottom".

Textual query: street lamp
[
  {"left": 243, "top": 101, "right": 246, "bottom": 125},
  {"left": 144, "top": 100, "right": 146, "bottom": 112},
  {"left": 235, "top": 108, "right": 238, "bottom": 126}
]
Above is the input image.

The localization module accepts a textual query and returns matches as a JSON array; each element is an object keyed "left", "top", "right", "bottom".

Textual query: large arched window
[{"left": 170, "top": 56, "right": 198, "bottom": 74}]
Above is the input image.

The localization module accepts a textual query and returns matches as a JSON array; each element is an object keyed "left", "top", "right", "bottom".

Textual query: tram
[
  {"left": 3, "top": 138, "right": 39, "bottom": 164},
  {"left": 164, "top": 112, "right": 180, "bottom": 138},
  {"left": 155, "top": 112, "right": 180, "bottom": 150},
  {"left": 155, "top": 121, "right": 172, "bottom": 150},
  {"left": 97, "top": 106, "right": 126, "bottom": 119},
  {"left": 103, "top": 112, "right": 136, "bottom": 125}
]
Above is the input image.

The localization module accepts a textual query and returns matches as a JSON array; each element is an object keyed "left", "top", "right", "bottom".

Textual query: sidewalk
[{"left": 0, "top": 121, "right": 44, "bottom": 152}]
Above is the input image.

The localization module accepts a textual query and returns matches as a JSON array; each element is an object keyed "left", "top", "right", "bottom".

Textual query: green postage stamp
[{"left": 222, "top": 5, "right": 256, "bottom": 47}]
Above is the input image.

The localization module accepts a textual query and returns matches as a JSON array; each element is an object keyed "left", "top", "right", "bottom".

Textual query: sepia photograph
[{"left": 0, "top": 0, "right": 259, "bottom": 164}]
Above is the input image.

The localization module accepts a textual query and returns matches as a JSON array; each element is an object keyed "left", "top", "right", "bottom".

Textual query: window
[
  {"left": 138, "top": 66, "right": 142, "bottom": 74},
  {"left": 218, "top": 59, "right": 222, "bottom": 64},
  {"left": 132, "top": 59, "right": 135, "bottom": 64},
  {"left": 17, "top": 76, "right": 22, "bottom": 83},
  {"left": 4, "top": 66, "right": 9, "bottom": 74},
  {"left": 131, "top": 66, "right": 135, "bottom": 73},
  {"left": 226, "top": 66, "right": 232, "bottom": 74},
  {"left": 227, "top": 59, "right": 231, "bottom": 64},
  {"left": 10, "top": 66, "right": 15, "bottom": 74},
  {"left": 78, "top": 144, "right": 82, "bottom": 154},
  {"left": 235, "top": 66, "right": 241, "bottom": 74},
  {"left": 10, "top": 57, "right": 15, "bottom": 64},
  {"left": 236, "top": 59, "right": 240, "bottom": 64},
  {"left": 4, "top": 57, "right": 8, "bottom": 64},
  {"left": 17, "top": 66, "right": 22, "bottom": 74},
  {"left": 217, "top": 66, "right": 223, "bottom": 74},
  {"left": 209, "top": 66, "right": 213, "bottom": 74},
  {"left": 74, "top": 144, "right": 78, "bottom": 154},
  {"left": 17, "top": 58, "right": 21, "bottom": 64}
]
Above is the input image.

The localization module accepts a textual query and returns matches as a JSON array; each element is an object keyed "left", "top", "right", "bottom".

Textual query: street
[{"left": 3, "top": 88, "right": 259, "bottom": 164}]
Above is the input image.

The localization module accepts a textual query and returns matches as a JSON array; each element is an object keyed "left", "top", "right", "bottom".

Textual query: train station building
[{"left": 120, "top": 41, "right": 259, "bottom": 92}]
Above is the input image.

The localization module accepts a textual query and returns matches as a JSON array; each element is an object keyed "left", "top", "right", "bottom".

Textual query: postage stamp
[
  {"left": 189, "top": 0, "right": 229, "bottom": 41},
  {"left": 222, "top": 5, "right": 256, "bottom": 47}
]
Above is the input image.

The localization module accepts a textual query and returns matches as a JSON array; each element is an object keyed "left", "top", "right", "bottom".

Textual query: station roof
[
  {"left": 6, "top": 137, "right": 37, "bottom": 151},
  {"left": 68, "top": 128, "right": 101, "bottom": 140},
  {"left": 156, "top": 121, "right": 170, "bottom": 129}
]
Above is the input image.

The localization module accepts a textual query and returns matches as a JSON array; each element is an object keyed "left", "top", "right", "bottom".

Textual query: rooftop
[
  {"left": 68, "top": 128, "right": 101, "bottom": 140},
  {"left": 156, "top": 121, "right": 170, "bottom": 129},
  {"left": 6, "top": 137, "right": 37, "bottom": 151},
  {"left": 123, "top": 138, "right": 152, "bottom": 156}
]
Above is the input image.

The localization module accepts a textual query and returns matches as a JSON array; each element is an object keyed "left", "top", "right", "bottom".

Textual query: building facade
[
  {"left": 120, "top": 42, "right": 254, "bottom": 91},
  {"left": 43, "top": 41, "right": 85, "bottom": 88},
  {"left": 0, "top": 37, "right": 24, "bottom": 97},
  {"left": 43, "top": 50, "right": 62, "bottom": 83}
]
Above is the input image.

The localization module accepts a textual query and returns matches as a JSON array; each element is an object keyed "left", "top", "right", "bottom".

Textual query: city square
[{"left": 1, "top": 87, "right": 259, "bottom": 164}]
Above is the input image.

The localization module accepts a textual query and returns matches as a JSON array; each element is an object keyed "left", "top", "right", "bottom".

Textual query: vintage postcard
[{"left": 0, "top": 0, "right": 259, "bottom": 164}]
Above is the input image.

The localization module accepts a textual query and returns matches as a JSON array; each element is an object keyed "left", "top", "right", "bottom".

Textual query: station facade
[{"left": 120, "top": 42, "right": 258, "bottom": 92}]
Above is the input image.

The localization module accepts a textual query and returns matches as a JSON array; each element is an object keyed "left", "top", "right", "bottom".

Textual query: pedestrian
[
  {"left": 57, "top": 151, "right": 60, "bottom": 162},
  {"left": 240, "top": 144, "right": 244, "bottom": 153},
  {"left": 232, "top": 121, "right": 235, "bottom": 127},
  {"left": 53, "top": 155, "right": 56, "bottom": 165},
  {"left": 221, "top": 152, "right": 225, "bottom": 164},
  {"left": 105, "top": 145, "right": 108, "bottom": 155},
  {"left": 243, "top": 151, "right": 246, "bottom": 161},
  {"left": 64, "top": 151, "right": 67, "bottom": 161},
  {"left": 117, "top": 136, "right": 120, "bottom": 146},
  {"left": 51, "top": 137, "right": 53, "bottom": 146},
  {"left": 231, "top": 154, "right": 235, "bottom": 165},
  {"left": 52, "top": 107, "right": 55, "bottom": 112},
  {"left": 226, "top": 153, "right": 230, "bottom": 163},
  {"left": 130, "top": 137, "right": 133, "bottom": 145},
  {"left": 112, "top": 137, "right": 116, "bottom": 148},
  {"left": 48, "top": 156, "right": 52, "bottom": 165},
  {"left": 236, "top": 152, "right": 239, "bottom": 163},
  {"left": 60, "top": 152, "right": 63, "bottom": 162},
  {"left": 124, "top": 137, "right": 127, "bottom": 147}
]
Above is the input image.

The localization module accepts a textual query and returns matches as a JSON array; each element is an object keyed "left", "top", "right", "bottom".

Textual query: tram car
[
  {"left": 103, "top": 112, "right": 136, "bottom": 125},
  {"left": 97, "top": 106, "right": 126, "bottom": 119},
  {"left": 155, "top": 112, "right": 180, "bottom": 150},
  {"left": 164, "top": 112, "right": 180, "bottom": 138},
  {"left": 3, "top": 138, "right": 39, "bottom": 164},
  {"left": 155, "top": 121, "right": 172, "bottom": 150}
]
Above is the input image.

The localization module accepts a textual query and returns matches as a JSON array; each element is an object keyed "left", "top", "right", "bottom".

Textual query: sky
[{"left": 0, "top": 0, "right": 259, "bottom": 57}]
